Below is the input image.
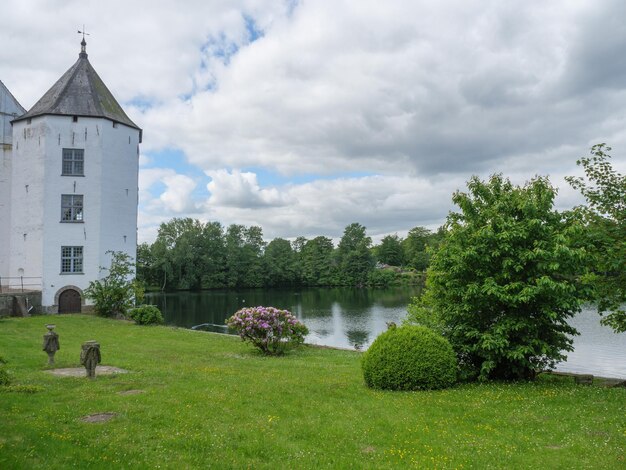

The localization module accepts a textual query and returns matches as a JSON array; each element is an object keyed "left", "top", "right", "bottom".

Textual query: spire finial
[{"left": 77, "top": 25, "right": 90, "bottom": 58}]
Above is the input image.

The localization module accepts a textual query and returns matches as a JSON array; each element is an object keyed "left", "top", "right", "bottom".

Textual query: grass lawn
[{"left": 0, "top": 315, "right": 624, "bottom": 469}]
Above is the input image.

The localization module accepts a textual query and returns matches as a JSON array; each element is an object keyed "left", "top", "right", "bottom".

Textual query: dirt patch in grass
[
  {"left": 118, "top": 389, "right": 144, "bottom": 396},
  {"left": 81, "top": 412, "right": 118, "bottom": 423},
  {"left": 45, "top": 366, "right": 129, "bottom": 377}
]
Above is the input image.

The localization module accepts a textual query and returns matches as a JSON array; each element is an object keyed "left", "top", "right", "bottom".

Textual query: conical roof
[{"left": 13, "top": 43, "right": 141, "bottom": 136}]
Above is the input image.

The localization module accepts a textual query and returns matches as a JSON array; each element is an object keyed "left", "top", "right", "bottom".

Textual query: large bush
[
  {"left": 413, "top": 174, "right": 589, "bottom": 381},
  {"left": 226, "top": 306, "right": 308, "bottom": 355},
  {"left": 128, "top": 305, "right": 164, "bottom": 325},
  {"left": 362, "top": 325, "right": 457, "bottom": 391},
  {"left": 84, "top": 251, "right": 143, "bottom": 318}
]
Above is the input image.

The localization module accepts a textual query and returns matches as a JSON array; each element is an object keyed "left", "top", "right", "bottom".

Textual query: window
[
  {"left": 61, "top": 195, "right": 84, "bottom": 222},
  {"left": 61, "top": 246, "right": 83, "bottom": 273},
  {"left": 62, "top": 148, "right": 84, "bottom": 176}
]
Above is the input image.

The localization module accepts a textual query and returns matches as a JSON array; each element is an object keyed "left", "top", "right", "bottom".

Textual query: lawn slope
[{"left": 0, "top": 315, "right": 624, "bottom": 469}]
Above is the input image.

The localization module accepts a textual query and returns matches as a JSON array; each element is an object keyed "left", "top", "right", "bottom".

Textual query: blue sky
[{"left": 1, "top": 0, "right": 625, "bottom": 243}]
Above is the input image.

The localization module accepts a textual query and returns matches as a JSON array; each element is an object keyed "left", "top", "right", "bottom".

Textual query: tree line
[{"left": 137, "top": 221, "right": 442, "bottom": 290}]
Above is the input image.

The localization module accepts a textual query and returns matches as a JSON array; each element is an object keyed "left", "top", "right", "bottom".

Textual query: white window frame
[
  {"left": 61, "top": 194, "right": 84, "bottom": 222},
  {"left": 62, "top": 148, "right": 84, "bottom": 176},
  {"left": 61, "top": 246, "right": 83, "bottom": 273}
]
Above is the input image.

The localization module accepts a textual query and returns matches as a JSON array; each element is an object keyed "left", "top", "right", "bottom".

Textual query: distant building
[
  {"left": 0, "top": 80, "right": 26, "bottom": 281},
  {"left": 0, "top": 38, "right": 141, "bottom": 313}
]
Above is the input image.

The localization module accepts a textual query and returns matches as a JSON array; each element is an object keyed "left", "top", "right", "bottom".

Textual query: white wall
[
  {"left": 10, "top": 115, "right": 140, "bottom": 308},
  {"left": 0, "top": 82, "right": 25, "bottom": 280},
  {"left": 9, "top": 119, "right": 46, "bottom": 289},
  {"left": 0, "top": 145, "right": 12, "bottom": 279},
  {"left": 98, "top": 121, "right": 139, "bottom": 277}
]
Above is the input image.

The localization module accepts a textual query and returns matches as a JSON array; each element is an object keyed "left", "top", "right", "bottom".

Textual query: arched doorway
[{"left": 58, "top": 289, "right": 82, "bottom": 313}]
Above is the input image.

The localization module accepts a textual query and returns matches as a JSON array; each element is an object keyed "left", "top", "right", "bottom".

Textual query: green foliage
[
  {"left": 149, "top": 218, "right": 226, "bottom": 290},
  {"left": 264, "top": 238, "right": 298, "bottom": 287},
  {"left": 375, "top": 234, "right": 405, "bottom": 266},
  {"left": 417, "top": 174, "right": 589, "bottom": 381},
  {"left": 405, "top": 296, "right": 445, "bottom": 333},
  {"left": 566, "top": 144, "right": 626, "bottom": 333},
  {"left": 336, "top": 223, "right": 374, "bottom": 285},
  {"left": 137, "top": 219, "right": 435, "bottom": 290},
  {"left": 128, "top": 305, "right": 164, "bottom": 325},
  {"left": 224, "top": 224, "right": 266, "bottom": 288},
  {"left": 367, "top": 268, "right": 397, "bottom": 287},
  {"left": 300, "top": 236, "right": 336, "bottom": 285},
  {"left": 362, "top": 325, "right": 457, "bottom": 391},
  {"left": 136, "top": 242, "right": 158, "bottom": 289},
  {"left": 84, "top": 251, "right": 144, "bottom": 318},
  {"left": 402, "top": 226, "right": 442, "bottom": 271}
]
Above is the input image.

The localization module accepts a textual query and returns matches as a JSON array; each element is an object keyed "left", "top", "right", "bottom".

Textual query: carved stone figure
[
  {"left": 42, "top": 324, "right": 60, "bottom": 365},
  {"left": 80, "top": 341, "right": 101, "bottom": 378}
]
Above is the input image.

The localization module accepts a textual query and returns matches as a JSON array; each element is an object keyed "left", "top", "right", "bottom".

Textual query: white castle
[{"left": 0, "top": 38, "right": 141, "bottom": 313}]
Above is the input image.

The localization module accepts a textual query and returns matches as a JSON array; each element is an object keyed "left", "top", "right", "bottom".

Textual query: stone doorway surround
[{"left": 55, "top": 285, "right": 84, "bottom": 313}]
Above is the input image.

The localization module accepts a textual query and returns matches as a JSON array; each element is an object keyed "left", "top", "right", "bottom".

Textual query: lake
[{"left": 146, "top": 287, "right": 626, "bottom": 379}]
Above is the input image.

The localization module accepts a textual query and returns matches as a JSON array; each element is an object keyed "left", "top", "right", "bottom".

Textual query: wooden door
[{"left": 58, "top": 289, "right": 81, "bottom": 313}]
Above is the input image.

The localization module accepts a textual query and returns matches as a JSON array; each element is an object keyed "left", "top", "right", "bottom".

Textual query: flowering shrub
[{"left": 226, "top": 306, "right": 309, "bottom": 355}]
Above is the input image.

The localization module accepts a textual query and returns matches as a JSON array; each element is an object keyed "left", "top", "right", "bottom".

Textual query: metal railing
[{"left": 0, "top": 276, "right": 42, "bottom": 293}]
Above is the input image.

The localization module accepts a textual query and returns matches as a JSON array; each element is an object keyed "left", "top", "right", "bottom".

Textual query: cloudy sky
[{"left": 2, "top": 0, "right": 625, "bottom": 244}]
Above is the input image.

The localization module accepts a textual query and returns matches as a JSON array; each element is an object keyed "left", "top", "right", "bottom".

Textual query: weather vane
[{"left": 77, "top": 25, "right": 90, "bottom": 41}]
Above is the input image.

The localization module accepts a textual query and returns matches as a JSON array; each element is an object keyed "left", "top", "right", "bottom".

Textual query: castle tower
[{"left": 8, "top": 38, "right": 141, "bottom": 312}]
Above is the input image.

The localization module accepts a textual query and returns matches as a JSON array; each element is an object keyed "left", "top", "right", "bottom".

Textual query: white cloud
[
  {"left": 199, "top": 172, "right": 459, "bottom": 240},
  {"left": 160, "top": 174, "right": 197, "bottom": 213},
  {"left": 3, "top": 0, "right": 626, "bottom": 244},
  {"left": 139, "top": 168, "right": 197, "bottom": 214},
  {"left": 136, "top": 0, "right": 624, "bottom": 179},
  {"left": 206, "top": 169, "right": 290, "bottom": 207}
]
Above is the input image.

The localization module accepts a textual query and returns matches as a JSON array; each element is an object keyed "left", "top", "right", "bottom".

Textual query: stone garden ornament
[
  {"left": 42, "top": 324, "right": 60, "bottom": 365},
  {"left": 80, "top": 341, "right": 101, "bottom": 378}
]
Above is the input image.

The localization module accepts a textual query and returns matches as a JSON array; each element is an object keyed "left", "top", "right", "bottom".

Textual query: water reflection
[
  {"left": 146, "top": 286, "right": 419, "bottom": 348},
  {"left": 146, "top": 289, "right": 625, "bottom": 378},
  {"left": 556, "top": 306, "right": 626, "bottom": 379}
]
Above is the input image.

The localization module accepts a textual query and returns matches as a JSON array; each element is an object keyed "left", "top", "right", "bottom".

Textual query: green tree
[
  {"left": 566, "top": 144, "right": 626, "bottom": 333},
  {"left": 403, "top": 226, "right": 432, "bottom": 271},
  {"left": 301, "top": 236, "right": 335, "bottom": 285},
  {"left": 224, "top": 224, "right": 247, "bottom": 288},
  {"left": 264, "top": 238, "right": 298, "bottom": 286},
  {"left": 200, "top": 221, "right": 226, "bottom": 288},
  {"left": 375, "top": 234, "right": 405, "bottom": 266},
  {"left": 84, "top": 251, "right": 143, "bottom": 318},
  {"left": 291, "top": 236, "right": 308, "bottom": 284},
  {"left": 411, "top": 174, "right": 589, "bottom": 381},
  {"left": 224, "top": 224, "right": 266, "bottom": 287},
  {"left": 292, "top": 236, "right": 307, "bottom": 254},
  {"left": 136, "top": 242, "right": 158, "bottom": 288},
  {"left": 152, "top": 218, "right": 206, "bottom": 290},
  {"left": 336, "top": 223, "right": 374, "bottom": 285},
  {"left": 242, "top": 226, "right": 266, "bottom": 287}
]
